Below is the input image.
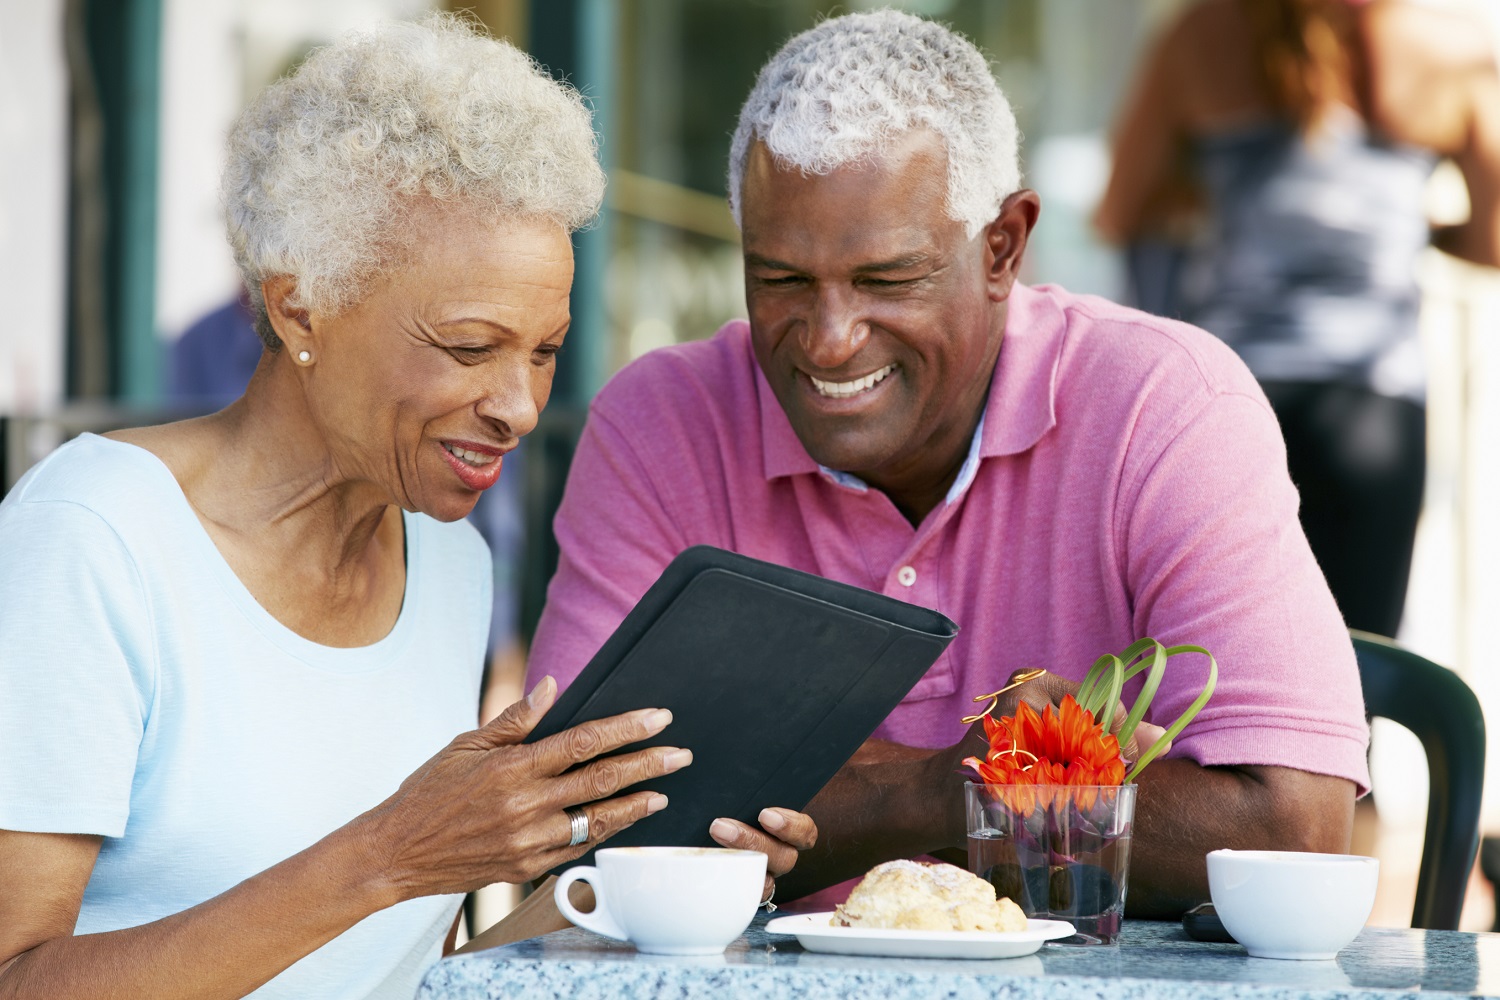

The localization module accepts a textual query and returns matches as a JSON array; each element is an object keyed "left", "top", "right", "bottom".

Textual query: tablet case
[{"left": 525, "top": 545, "right": 959, "bottom": 870}]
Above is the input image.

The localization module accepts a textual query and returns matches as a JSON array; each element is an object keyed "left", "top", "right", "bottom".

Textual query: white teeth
[
  {"left": 444, "top": 443, "right": 497, "bottom": 466},
  {"left": 809, "top": 364, "right": 895, "bottom": 399}
]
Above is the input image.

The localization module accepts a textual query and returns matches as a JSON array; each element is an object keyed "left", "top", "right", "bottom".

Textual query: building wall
[
  {"left": 153, "top": 0, "right": 435, "bottom": 345},
  {"left": 0, "top": 1, "right": 68, "bottom": 413},
  {"left": 153, "top": 0, "right": 245, "bottom": 342}
]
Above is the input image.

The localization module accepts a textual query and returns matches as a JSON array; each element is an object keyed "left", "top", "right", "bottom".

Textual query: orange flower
[{"left": 962, "top": 695, "right": 1125, "bottom": 812}]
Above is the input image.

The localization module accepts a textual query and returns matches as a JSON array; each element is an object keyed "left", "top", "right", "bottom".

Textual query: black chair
[{"left": 1352, "top": 630, "right": 1486, "bottom": 930}]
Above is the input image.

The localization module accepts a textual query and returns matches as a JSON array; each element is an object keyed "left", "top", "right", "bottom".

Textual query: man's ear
[
  {"left": 261, "top": 274, "right": 315, "bottom": 353},
  {"left": 984, "top": 189, "right": 1042, "bottom": 302}
]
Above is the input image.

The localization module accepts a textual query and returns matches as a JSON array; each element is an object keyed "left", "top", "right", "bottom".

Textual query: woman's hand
[
  {"left": 355, "top": 676, "right": 692, "bottom": 903},
  {"left": 709, "top": 808, "right": 819, "bottom": 905}
]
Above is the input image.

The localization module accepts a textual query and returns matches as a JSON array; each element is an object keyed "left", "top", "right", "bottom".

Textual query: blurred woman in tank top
[{"left": 1096, "top": 0, "right": 1500, "bottom": 638}]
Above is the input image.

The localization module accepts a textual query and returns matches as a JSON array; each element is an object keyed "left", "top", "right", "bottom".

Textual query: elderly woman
[{"left": 0, "top": 17, "right": 812, "bottom": 1000}]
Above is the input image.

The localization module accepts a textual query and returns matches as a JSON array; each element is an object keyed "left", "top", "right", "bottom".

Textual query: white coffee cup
[
  {"left": 554, "top": 847, "right": 767, "bottom": 955},
  {"left": 1207, "top": 849, "right": 1378, "bottom": 960}
]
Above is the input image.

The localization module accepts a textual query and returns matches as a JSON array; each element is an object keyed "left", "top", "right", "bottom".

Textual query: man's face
[{"left": 740, "top": 132, "right": 1012, "bottom": 501}]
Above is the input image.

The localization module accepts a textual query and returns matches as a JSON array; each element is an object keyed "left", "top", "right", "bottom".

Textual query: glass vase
[{"left": 965, "top": 781, "right": 1137, "bottom": 945}]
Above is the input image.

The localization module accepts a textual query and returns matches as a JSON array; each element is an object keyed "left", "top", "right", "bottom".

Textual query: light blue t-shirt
[{"left": 0, "top": 434, "right": 491, "bottom": 999}]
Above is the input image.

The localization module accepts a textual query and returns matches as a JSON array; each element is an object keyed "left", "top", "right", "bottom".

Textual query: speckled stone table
[{"left": 417, "top": 913, "right": 1500, "bottom": 999}]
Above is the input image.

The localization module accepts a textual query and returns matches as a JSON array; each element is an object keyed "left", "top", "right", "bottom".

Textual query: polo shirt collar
[
  {"left": 757, "top": 360, "right": 821, "bottom": 480},
  {"left": 757, "top": 282, "right": 1062, "bottom": 490},
  {"left": 978, "top": 282, "right": 1063, "bottom": 461}
]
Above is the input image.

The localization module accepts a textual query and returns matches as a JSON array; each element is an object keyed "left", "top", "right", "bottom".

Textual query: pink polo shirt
[{"left": 527, "top": 283, "right": 1370, "bottom": 793}]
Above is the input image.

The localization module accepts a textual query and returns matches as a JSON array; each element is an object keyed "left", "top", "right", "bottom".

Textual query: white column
[
  {"left": 0, "top": 1, "right": 69, "bottom": 413},
  {"left": 154, "top": 0, "right": 246, "bottom": 342}
]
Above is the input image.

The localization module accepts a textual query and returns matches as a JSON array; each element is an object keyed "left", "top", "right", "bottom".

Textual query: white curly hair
[
  {"left": 223, "top": 13, "right": 605, "bottom": 349},
  {"left": 727, "top": 9, "right": 1021, "bottom": 238}
]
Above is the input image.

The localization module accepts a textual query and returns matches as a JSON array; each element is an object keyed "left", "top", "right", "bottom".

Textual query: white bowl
[{"left": 1206, "top": 849, "right": 1378, "bottom": 960}]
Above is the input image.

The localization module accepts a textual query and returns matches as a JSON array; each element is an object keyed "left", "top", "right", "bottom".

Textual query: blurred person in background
[
  {"left": 1095, "top": 0, "right": 1500, "bottom": 639},
  {"left": 168, "top": 287, "right": 263, "bottom": 409},
  {"left": 0, "top": 16, "right": 812, "bottom": 1000}
]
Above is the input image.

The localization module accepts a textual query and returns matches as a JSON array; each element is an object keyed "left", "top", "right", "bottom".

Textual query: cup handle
[{"left": 553, "top": 866, "right": 628, "bottom": 942}]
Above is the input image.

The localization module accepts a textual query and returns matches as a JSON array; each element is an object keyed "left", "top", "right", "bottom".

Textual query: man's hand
[
  {"left": 792, "top": 667, "right": 1173, "bottom": 895},
  {"left": 709, "top": 808, "right": 819, "bottom": 904},
  {"left": 779, "top": 667, "right": 1355, "bottom": 914}
]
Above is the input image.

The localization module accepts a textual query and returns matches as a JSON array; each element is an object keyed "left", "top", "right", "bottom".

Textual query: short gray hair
[
  {"left": 727, "top": 9, "right": 1021, "bottom": 238},
  {"left": 223, "top": 13, "right": 605, "bottom": 349}
]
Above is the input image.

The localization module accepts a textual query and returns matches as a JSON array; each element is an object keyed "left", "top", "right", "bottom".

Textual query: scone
[{"left": 831, "top": 860, "right": 1028, "bottom": 932}]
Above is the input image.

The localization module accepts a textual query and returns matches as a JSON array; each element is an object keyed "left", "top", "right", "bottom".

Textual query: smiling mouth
[
  {"left": 807, "top": 364, "right": 896, "bottom": 399},
  {"left": 443, "top": 442, "right": 500, "bottom": 468}
]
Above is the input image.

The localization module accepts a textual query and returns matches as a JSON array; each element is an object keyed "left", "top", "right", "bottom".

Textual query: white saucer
[{"left": 764, "top": 912, "right": 1075, "bottom": 959}]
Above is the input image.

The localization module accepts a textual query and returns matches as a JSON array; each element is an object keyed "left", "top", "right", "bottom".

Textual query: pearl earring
[{"left": 297, "top": 350, "right": 312, "bottom": 364}]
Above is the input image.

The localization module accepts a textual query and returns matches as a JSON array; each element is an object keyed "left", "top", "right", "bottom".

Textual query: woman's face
[{"left": 302, "top": 209, "right": 573, "bottom": 522}]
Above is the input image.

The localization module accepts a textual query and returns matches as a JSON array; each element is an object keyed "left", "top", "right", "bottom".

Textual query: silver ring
[
  {"left": 761, "top": 882, "right": 777, "bottom": 912},
  {"left": 565, "top": 806, "right": 589, "bottom": 847}
]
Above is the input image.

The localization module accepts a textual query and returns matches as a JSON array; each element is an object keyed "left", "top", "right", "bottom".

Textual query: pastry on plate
[{"left": 831, "top": 860, "right": 1028, "bottom": 932}]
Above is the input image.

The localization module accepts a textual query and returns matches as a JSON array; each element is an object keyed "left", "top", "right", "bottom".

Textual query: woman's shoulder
[
  {"left": 0, "top": 437, "right": 197, "bottom": 598},
  {"left": 1367, "top": 2, "right": 1496, "bottom": 69},
  {"left": 0, "top": 437, "right": 175, "bottom": 617},
  {"left": 4, "top": 434, "right": 182, "bottom": 526},
  {"left": 1157, "top": 0, "right": 1276, "bottom": 131},
  {"left": 1365, "top": 2, "right": 1497, "bottom": 154}
]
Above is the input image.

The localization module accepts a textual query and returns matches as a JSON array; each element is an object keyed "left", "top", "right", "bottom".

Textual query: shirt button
[{"left": 897, "top": 565, "right": 917, "bottom": 587}]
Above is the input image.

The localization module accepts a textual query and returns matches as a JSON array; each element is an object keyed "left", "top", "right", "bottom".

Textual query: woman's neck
[
  {"left": 106, "top": 358, "right": 408, "bottom": 646},
  {"left": 201, "top": 369, "right": 399, "bottom": 566}
]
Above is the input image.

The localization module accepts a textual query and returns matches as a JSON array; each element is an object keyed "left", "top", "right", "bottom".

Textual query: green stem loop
[{"left": 1077, "top": 639, "right": 1218, "bottom": 782}]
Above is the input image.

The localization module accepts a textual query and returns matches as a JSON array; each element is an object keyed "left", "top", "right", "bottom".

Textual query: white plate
[{"left": 764, "top": 911, "right": 1076, "bottom": 960}]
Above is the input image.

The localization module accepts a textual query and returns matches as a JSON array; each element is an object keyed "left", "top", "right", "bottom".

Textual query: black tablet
[{"left": 525, "top": 545, "right": 959, "bottom": 870}]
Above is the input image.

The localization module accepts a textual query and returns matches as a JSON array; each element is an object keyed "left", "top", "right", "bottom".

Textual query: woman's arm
[
  {"left": 0, "top": 683, "right": 687, "bottom": 1000},
  {"left": 1433, "top": 63, "right": 1500, "bottom": 268},
  {"left": 0, "top": 826, "right": 388, "bottom": 1000},
  {"left": 1364, "top": 1, "right": 1500, "bottom": 268},
  {"left": 1094, "top": 16, "right": 1190, "bottom": 244}
]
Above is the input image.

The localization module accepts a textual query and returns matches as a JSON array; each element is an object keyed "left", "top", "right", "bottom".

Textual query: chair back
[{"left": 1352, "top": 630, "right": 1485, "bottom": 930}]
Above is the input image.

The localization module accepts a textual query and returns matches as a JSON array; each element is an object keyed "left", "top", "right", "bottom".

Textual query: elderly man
[{"left": 526, "top": 10, "right": 1367, "bottom": 916}]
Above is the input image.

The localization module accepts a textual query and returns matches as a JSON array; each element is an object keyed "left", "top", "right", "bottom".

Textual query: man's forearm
[
  {"left": 778, "top": 741, "right": 965, "bottom": 901},
  {"left": 1126, "top": 761, "right": 1355, "bottom": 917},
  {"left": 782, "top": 744, "right": 1355, "bottom": 916}
]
